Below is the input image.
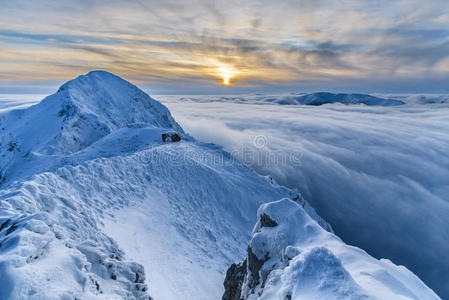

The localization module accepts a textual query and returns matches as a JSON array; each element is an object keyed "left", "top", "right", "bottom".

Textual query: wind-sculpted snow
[
  {"left": 0, "top": 169, "right": 149, "bottom": 299},
  {"left": 0, "top": 72, "right": 305, "bottom": 299},
  {"left": 0, "top": 71, "right": 190, "bottom": 299},
  {"left": 0, "top": 74, "right": 442, "bottom": 299},
  {"left": 0, "top": 140, "right": 297, "bottom": 299},
  {"left": 159, "top": 95, "right": 449, "bottom": 299},
  {"left": 224, "top": 199, "right": 440, "bottom": 300}
]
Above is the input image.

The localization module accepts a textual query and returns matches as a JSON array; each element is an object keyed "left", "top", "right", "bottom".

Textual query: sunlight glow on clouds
[
  {"left": 216, "top": 65, "right": 240, "bottom": 86},
  {"left": 0, "top": 0, "right": 449, "bottom": 92}
]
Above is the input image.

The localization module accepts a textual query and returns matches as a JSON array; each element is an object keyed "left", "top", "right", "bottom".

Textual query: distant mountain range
[
  {"left": 270, "top": 92, "right": 405, "bottom": 106},
  {"left": 175, "top": 92, "right": 405, "bottom": 106}
]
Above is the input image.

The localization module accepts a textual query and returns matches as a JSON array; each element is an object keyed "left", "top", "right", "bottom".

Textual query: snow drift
[
  {"left": 223, "top": 199, "right": 439, "bottom": 300},
  {"left": 0, "top": 71, "right": 440, "bottom": 299},
  {"left": 0, "top": 71, "right": 297, "bottom": 299}
]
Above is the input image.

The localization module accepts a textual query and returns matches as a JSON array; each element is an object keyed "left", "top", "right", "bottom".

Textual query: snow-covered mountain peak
[
  {"left": 1, "top": 70, "right": 181, "bottom": 154},
  {"left": 0, "top": 71, "right": 182, "bottom": 184},
  {"left": 54, "top": 70, "right": 181, "bottom": 132},
  {"left": 0, "top": 71, "right": 441, "bottom": 299}
]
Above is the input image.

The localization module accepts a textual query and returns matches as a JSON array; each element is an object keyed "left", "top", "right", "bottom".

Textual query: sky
[{"left": 1, "top": 0, "right": 449, "bottom": 94}]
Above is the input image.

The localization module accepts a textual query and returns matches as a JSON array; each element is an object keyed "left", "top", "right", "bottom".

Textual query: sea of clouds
[
  {"left": 0, "top": 94, "right": 44, "bottom": 113},
  {"left": 158, "top": 94, "right": 449, "bottom": 299},
  {"left": 1, "top": 93, "right": 448, "bottom": 298}
]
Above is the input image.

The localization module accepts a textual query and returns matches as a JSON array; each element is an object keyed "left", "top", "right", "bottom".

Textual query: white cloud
[{"left": 159, "top": 95, "right": 449, "bottom": 299}]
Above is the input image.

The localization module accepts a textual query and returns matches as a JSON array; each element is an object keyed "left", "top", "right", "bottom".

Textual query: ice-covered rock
[{"left": 224, "top": 198, "right": 440, "bottom": 300}]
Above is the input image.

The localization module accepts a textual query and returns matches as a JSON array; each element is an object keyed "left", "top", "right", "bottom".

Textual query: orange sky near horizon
[{"left": 1, "top": 0, "right": 449, "bottom": 93}]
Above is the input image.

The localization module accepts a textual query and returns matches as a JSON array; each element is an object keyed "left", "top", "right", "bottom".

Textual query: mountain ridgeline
[
  {"left": 272, "top": 92, "right": 405, "bottom": 106},
  {"left": 0, "top": 71, "right": 439, "bottom": 300}
]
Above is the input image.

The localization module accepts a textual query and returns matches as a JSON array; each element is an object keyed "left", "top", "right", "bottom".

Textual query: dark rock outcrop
[
  {"left": 222, "top": 198, "right": 334, "bottom": 300},
  {"left": 162, "top": 132, "right": 181, "bottom": 142},
  {"left": 259, "top": 213, "right": 277, "bottom": 227},
  {"left": 223, "top": 260, "right": 247, "bottom": 300},
  {"left": 247, "top": 246, "right": 269, "bottom": 290}
]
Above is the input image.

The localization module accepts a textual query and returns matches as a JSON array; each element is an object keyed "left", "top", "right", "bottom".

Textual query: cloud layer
[
  {"left": 158, "top": 95, "right": 449, "bottom": 298},
  {"left": 1, "top": 0, "right": 449, "bottom": 92}
]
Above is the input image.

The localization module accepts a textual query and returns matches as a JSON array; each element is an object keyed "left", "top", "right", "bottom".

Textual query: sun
[{"left": 217, "top": 66, "right": 237, "bottom": 86}]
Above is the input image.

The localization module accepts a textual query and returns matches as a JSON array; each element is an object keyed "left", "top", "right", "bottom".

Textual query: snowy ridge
[
  {"left": 0, "top": 71, "right": 298, "bottom": 299},
  {"left": 0, "top": 71, "right": 183, "bottom": 185},
  {"left": 0, "top": 71, "right": 439, "bottom": 299},
  {"left": 224, "top": 199, "right": 440, "bottom": 300},
  {"left": 0, "top": 140, "right": 300, "bottom": 299}
]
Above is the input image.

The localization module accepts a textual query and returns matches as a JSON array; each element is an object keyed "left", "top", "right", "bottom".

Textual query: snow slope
[
  {"left": 0, "top": 71, "right": 299, "bottom": 299},
  {"left": 0, "top": 71, "right": 439, "bottom": 299},
  {"left": 0, "top": 140, "right": 300, "bottom": 299},
  {"left": 224, "top": 199, "right": 439, "bottom": 300},
  {"left": 0, "top": 70, "right": 182, "bottom": 185}
]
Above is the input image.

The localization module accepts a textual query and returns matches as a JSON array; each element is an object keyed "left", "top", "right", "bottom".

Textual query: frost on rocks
[{"left": 223, "top": 198, "right": 440, "bottom": 300}]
